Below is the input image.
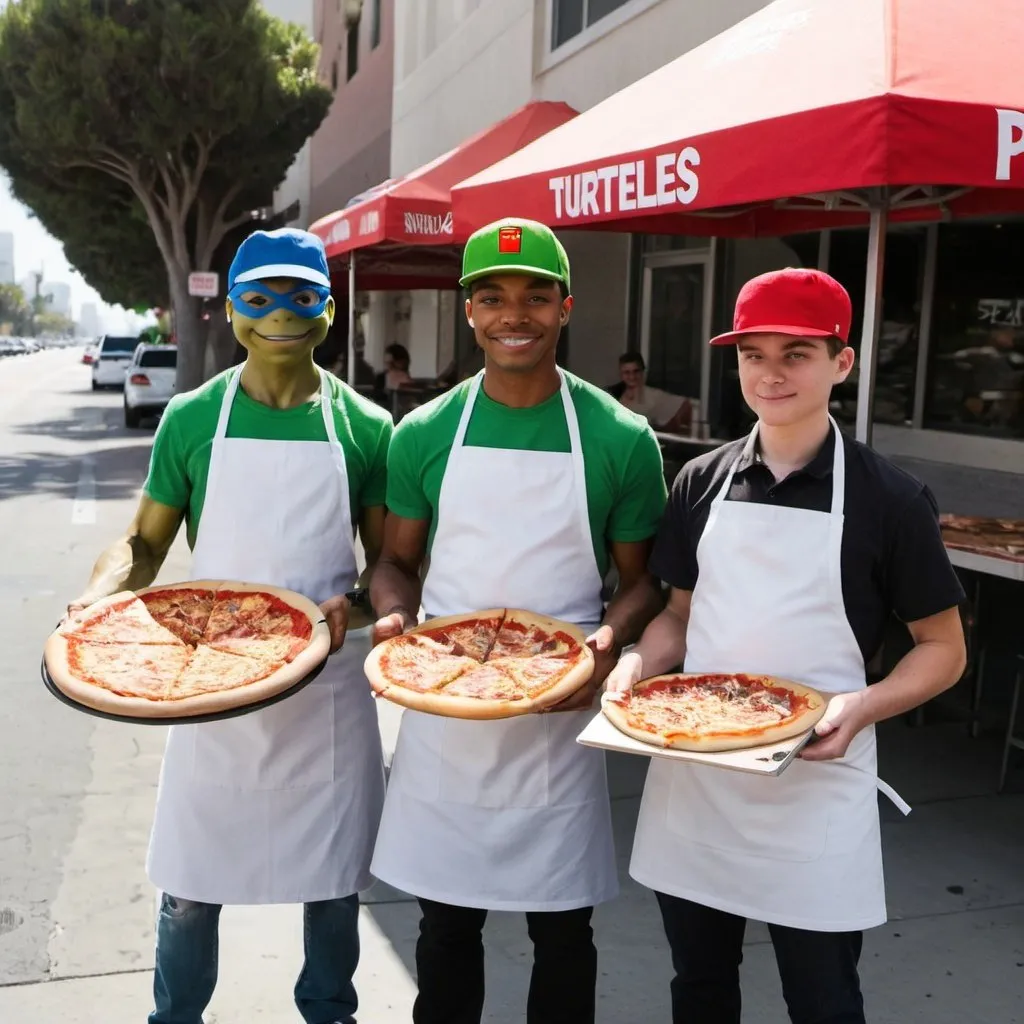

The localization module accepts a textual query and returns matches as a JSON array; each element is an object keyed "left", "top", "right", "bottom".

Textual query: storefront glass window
[
  {"left": 642, "top": 234, "right": 712, "bottom": 253},
  {"left": 923, "top": 222, "right": 1024, "bottom": 439},
  {"left": 825, "top": 227, "right": 926, "bottom": 430},
  {"left": 645, "top": 262, "right": 705, "bottom": 399}
]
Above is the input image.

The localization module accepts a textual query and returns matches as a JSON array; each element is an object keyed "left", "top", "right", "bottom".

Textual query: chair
[{"left": 997, "top": 654, "right": 1024, "bottom": 792}]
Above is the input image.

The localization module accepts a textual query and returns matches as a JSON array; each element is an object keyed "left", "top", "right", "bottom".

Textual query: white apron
[
  {"left": 630, "top": 419, "right": 909, "bottom": 932},
  {"left": 147, "top": 368, "right": 385, "bottom": 905},
  {"left": 371, "top": 371, "right": 618, "bottom": 911}
]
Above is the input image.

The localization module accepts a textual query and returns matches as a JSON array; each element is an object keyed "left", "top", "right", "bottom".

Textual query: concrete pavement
[{"left": 1, "top": 349, "right": 1022, "bottom": 1023}]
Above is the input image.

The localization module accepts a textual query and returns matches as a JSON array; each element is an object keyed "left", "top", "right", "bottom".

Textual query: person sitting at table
[
  {"left": 375, "top": 343, "right": 414, "bottom": 394},
  {"left": 616, "top": 351, "right": 693, "bottom": 432}
]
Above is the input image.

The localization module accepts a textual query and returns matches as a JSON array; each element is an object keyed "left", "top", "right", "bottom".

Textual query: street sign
[{"left": 188, "top": 271, "right": 219, "bottom": 298}]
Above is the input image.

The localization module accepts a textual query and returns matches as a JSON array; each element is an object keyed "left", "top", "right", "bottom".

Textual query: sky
[{"left": 0, "top": 172, "right": 150, "bottom": 334}]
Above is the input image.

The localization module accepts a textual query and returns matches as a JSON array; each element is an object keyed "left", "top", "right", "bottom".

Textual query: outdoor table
[{"left": 941, "top": 517, "right": 1024, "bottom": 737}]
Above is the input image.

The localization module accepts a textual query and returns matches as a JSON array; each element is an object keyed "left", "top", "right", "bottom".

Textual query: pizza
[
  {"left": 44, "top": 580, "right": 331, "bottom": 719},
  {"left": 602, "top": 672, "right": 827, "bottom": 752},
  {"left": 939, "top": 514, "right": 1024, "bottom": 563},
  {"left": 364, "top": 609, "right": 594, "bottom": 719}
]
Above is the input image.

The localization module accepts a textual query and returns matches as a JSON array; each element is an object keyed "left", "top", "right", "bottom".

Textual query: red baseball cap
[{"left": 709, "top": 268, "right": 852, "bottom": 346}]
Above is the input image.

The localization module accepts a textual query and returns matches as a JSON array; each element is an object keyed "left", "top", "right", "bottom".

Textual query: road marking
[{"left": 71, "top": 457, "right": 96, "bottom": 525}]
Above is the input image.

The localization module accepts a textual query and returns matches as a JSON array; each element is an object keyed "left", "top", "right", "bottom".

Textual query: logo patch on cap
[{"left": 497, "top": 226, "right": 523, "bottom": 254}]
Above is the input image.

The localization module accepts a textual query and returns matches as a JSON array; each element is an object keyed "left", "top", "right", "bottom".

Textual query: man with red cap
[{"left": 606, "top": 268, "right": 967, "bottom": 1023}]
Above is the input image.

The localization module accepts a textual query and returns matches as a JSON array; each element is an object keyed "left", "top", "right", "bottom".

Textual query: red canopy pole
[{"left": 855, "top": 200, "right": 887, "bottom": 445}]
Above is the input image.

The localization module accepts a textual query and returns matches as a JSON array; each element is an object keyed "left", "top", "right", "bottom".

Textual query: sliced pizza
[
  {"left": 140, "top": 584, "right": 218, "bottom": 644},
  {"left": 170, "top": 644, "right": 285, "bottom": 700},
  {"left": 44, "top": 580, "right": 331, "bottom": 720},
  {"left": 63, "top": 637, "right": 192, "bottom": 700},
  {"left": 365, "top": 609, "right": 595, "bottom": 719},
  {"left": 60, "top": 592, "right": 185, "bottom": 646}
]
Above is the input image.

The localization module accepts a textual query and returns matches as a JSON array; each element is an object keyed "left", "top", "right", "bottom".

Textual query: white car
[
  {"left": 92, "top": 334, "right": 140, "bottom": 388},
  {"left": 124, "top": 345, "right": 177, "bottom": 427}
]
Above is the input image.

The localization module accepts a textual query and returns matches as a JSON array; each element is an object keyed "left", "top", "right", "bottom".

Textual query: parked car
[
  {"left": 91, "top": 334, "right": 140, "bottom": 389},
  {"left": 124, "top": 345, "right": 177, "bottom": 427}
]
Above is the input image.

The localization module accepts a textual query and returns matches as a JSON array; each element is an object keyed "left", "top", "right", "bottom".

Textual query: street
[{"left": 1, "top": 349, "right": 1023, "bottom": 1023}]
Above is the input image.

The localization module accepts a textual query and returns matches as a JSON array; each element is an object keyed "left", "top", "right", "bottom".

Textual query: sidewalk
[{"left": 2, "top": 708, "right": 1022, "bottom": 1023}]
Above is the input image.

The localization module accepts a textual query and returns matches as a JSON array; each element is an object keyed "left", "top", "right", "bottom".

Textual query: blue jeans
[{"left": 149, "top": 892, "right": 360, "bottom": 1024}]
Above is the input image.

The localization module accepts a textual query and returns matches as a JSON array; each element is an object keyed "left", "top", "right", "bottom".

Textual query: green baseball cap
[{"left": 459, "top": 217, "right": 571, "bottom": 292}]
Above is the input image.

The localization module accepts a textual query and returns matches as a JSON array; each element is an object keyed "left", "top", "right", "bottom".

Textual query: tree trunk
[{"left": 169, "top": 269, "right": 208, "bottom": 393}]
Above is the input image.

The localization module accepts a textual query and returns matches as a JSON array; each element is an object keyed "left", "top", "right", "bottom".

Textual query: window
[
  {"left": 824, "top": 227, "right": 927, "bottom": 430},
  {"left": 346, "top": 19, "right": 359, "bottom": 80},
  {"left": 139, "top": 349, "right": 177, "bottom": 368},
  {"left": 923, "top": 222, "right": 1024, "bottom": 439},
  {"left": 551, "top": 0, "right": 634, "bottom": 49},
  {"left": 370, "top": 0, "right": 381, "bottom": 49}
]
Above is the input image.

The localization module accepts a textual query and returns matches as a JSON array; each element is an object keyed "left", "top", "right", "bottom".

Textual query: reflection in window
[
  {"left": 824, "top": 227, "right": 925, "bottom": 429},
  {"left": 551, "top": 0, "right": 634, "bottom": 49},
  {"left": 646, "top": 263, "right": 704, "bottom": 399},
  {"left": 924, "top": 223, "right": 1024, "bottom": 438}
]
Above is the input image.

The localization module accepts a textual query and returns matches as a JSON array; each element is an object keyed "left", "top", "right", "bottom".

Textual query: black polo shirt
[{"left": 649, "top": 429, "right": 966, "bottom": 663}]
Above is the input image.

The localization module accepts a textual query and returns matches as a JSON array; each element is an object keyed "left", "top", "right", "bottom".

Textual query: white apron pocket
[
  {"left": 667, "top": 760, "right": 830, "bottom": 863},
  {"left": 438, "top": 716, "right": 551, "bottom": 809},
  {"left": 190, "top": 680, "right": 337, "bottom": 790}
]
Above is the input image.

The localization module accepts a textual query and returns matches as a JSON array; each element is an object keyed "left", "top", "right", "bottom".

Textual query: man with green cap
[{"left": 369, "top": 217, "right": 667, "bottom": 1023}]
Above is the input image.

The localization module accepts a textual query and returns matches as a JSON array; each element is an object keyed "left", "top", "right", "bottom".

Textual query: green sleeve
[
  {"left": 361, "top": 416, "right": 393, "bottom": 508},
  {"left": 607, "top": 427, "right": 667, "bottom": 542},
  {"left": 143, "top": 398, "right": 190, "bottom": 510},
  {"left": 385, "top": 420, "right": 432, "bottom": 520}
]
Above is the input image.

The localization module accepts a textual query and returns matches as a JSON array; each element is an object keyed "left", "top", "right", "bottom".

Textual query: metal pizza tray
[
  {"left": 576, "top": 710, "right": 817, "bottom": 777},
  {"left": 40, "top": 642, "right": 330, "bottom": 727}
]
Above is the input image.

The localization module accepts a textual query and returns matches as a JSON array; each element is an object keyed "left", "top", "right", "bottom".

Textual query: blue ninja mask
[{"left": 227, "top": 280, "right": 332, "bottom": 321}]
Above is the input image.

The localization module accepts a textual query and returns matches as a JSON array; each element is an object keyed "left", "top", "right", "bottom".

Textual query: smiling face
[
  {"left": 226, "top": 277, "right": 335, "bottom": 364},
  {"left": 736, "top": 333, "right": 855, "bottom": 429},
  {"left": 465, "top": 274, "right": 571, "bottom": 376},
  {"left": 620, "top": 360, "right": 645, "bottom": 390}
]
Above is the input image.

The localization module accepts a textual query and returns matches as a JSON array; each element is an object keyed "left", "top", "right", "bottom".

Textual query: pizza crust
[
  {"left": 365, "top": 609, "right": 594, "bottom": 719},
  {"left": 602, "top": 673, "right": 827, "bottom": 752},
  {"left": 45, "top": 581, "right": 332, "bottom": 720}
]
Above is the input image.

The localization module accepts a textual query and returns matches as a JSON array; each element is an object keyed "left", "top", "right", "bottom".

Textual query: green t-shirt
[
  {"left": 145, "top": 368, "right": 392, "bottom": 549},
  {"left": 387, "top": 372, "right": 667, "bottom": 576}
]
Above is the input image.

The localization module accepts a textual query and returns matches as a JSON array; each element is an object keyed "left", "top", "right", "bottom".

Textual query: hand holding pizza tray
[
  {"left": 365, "top": 608, "right": 596, "bottom": 719},
  {"left": 578, "top": 669, "right": 830, "bottom": 777},
  {"left": 42, "top": 580, "right": 333, "bottom": 725}
]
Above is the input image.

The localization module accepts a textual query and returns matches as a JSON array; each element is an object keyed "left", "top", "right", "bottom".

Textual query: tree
[
  {"left": 35, "top": 310, "right": 75, "bottom": 335},
  {"left": 0, "top": 0, "right": 332, "bottom": 389},
  {"left": 0, "top": 282, "right": 31, "bottom": 334}
]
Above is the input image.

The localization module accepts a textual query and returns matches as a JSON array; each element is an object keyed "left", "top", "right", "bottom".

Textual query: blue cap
[{"left": 228, "top": 228, "right": 331, "bottom": 291}]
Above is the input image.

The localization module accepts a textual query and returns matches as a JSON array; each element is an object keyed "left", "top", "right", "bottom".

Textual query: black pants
[
  {"left": 413, "top": 898, "right": 596, "bottom": 1024},
  {"left": 656, "top": 892, "right": 865, "bottom": 1024}
]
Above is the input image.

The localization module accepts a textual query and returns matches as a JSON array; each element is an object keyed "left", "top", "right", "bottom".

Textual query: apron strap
[
  {"left": 452, "top": 371, "right": 484, "bottom": 450},
  {"left": 827, "top": 416, "right": 845, "bottom": 517},
  {"left": 215, "top": 368, "right": 243, "bottom": 441},
  {"left": 555, "top": 370, "right": 597, "bottom": 577}
]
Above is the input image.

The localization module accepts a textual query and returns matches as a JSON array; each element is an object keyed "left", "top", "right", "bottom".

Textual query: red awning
[
  {"left": 452, "top": 0, "right": 1024, "bottom": 235},
  {"left": 309, "top": 99, "right": 578, "bottom": 278}
]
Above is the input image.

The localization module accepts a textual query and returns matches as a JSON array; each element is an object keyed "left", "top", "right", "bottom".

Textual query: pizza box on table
[{"left": 576, "top": 708, "right": 818, "bottom": 777}]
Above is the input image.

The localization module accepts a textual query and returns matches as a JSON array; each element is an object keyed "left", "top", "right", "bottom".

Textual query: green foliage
[
  {"left": 0, "top": 0, "right": 333, "bottom": 385},
  {"left": 35, "top": 309, "right": 75, "bottom": 334},
  {"left": 0, "top": 282, "right": 31, "bottom": 333}
]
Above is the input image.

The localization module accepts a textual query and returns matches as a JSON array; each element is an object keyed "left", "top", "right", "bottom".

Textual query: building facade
[
  {"left": 42, "top": 280, "right": 71, "bottom": 317},
  {"left": 383, "top": 0, "right": 1022, "bottom": 502},
  {"left": 262, "top": 0, "right": 316, "bottom": 226},
  {"left": 0, "top": 231, "right": 14, "bottom": 284},
  {"left": 308, "top": 0, "right": 394, "bottom": 224}
]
